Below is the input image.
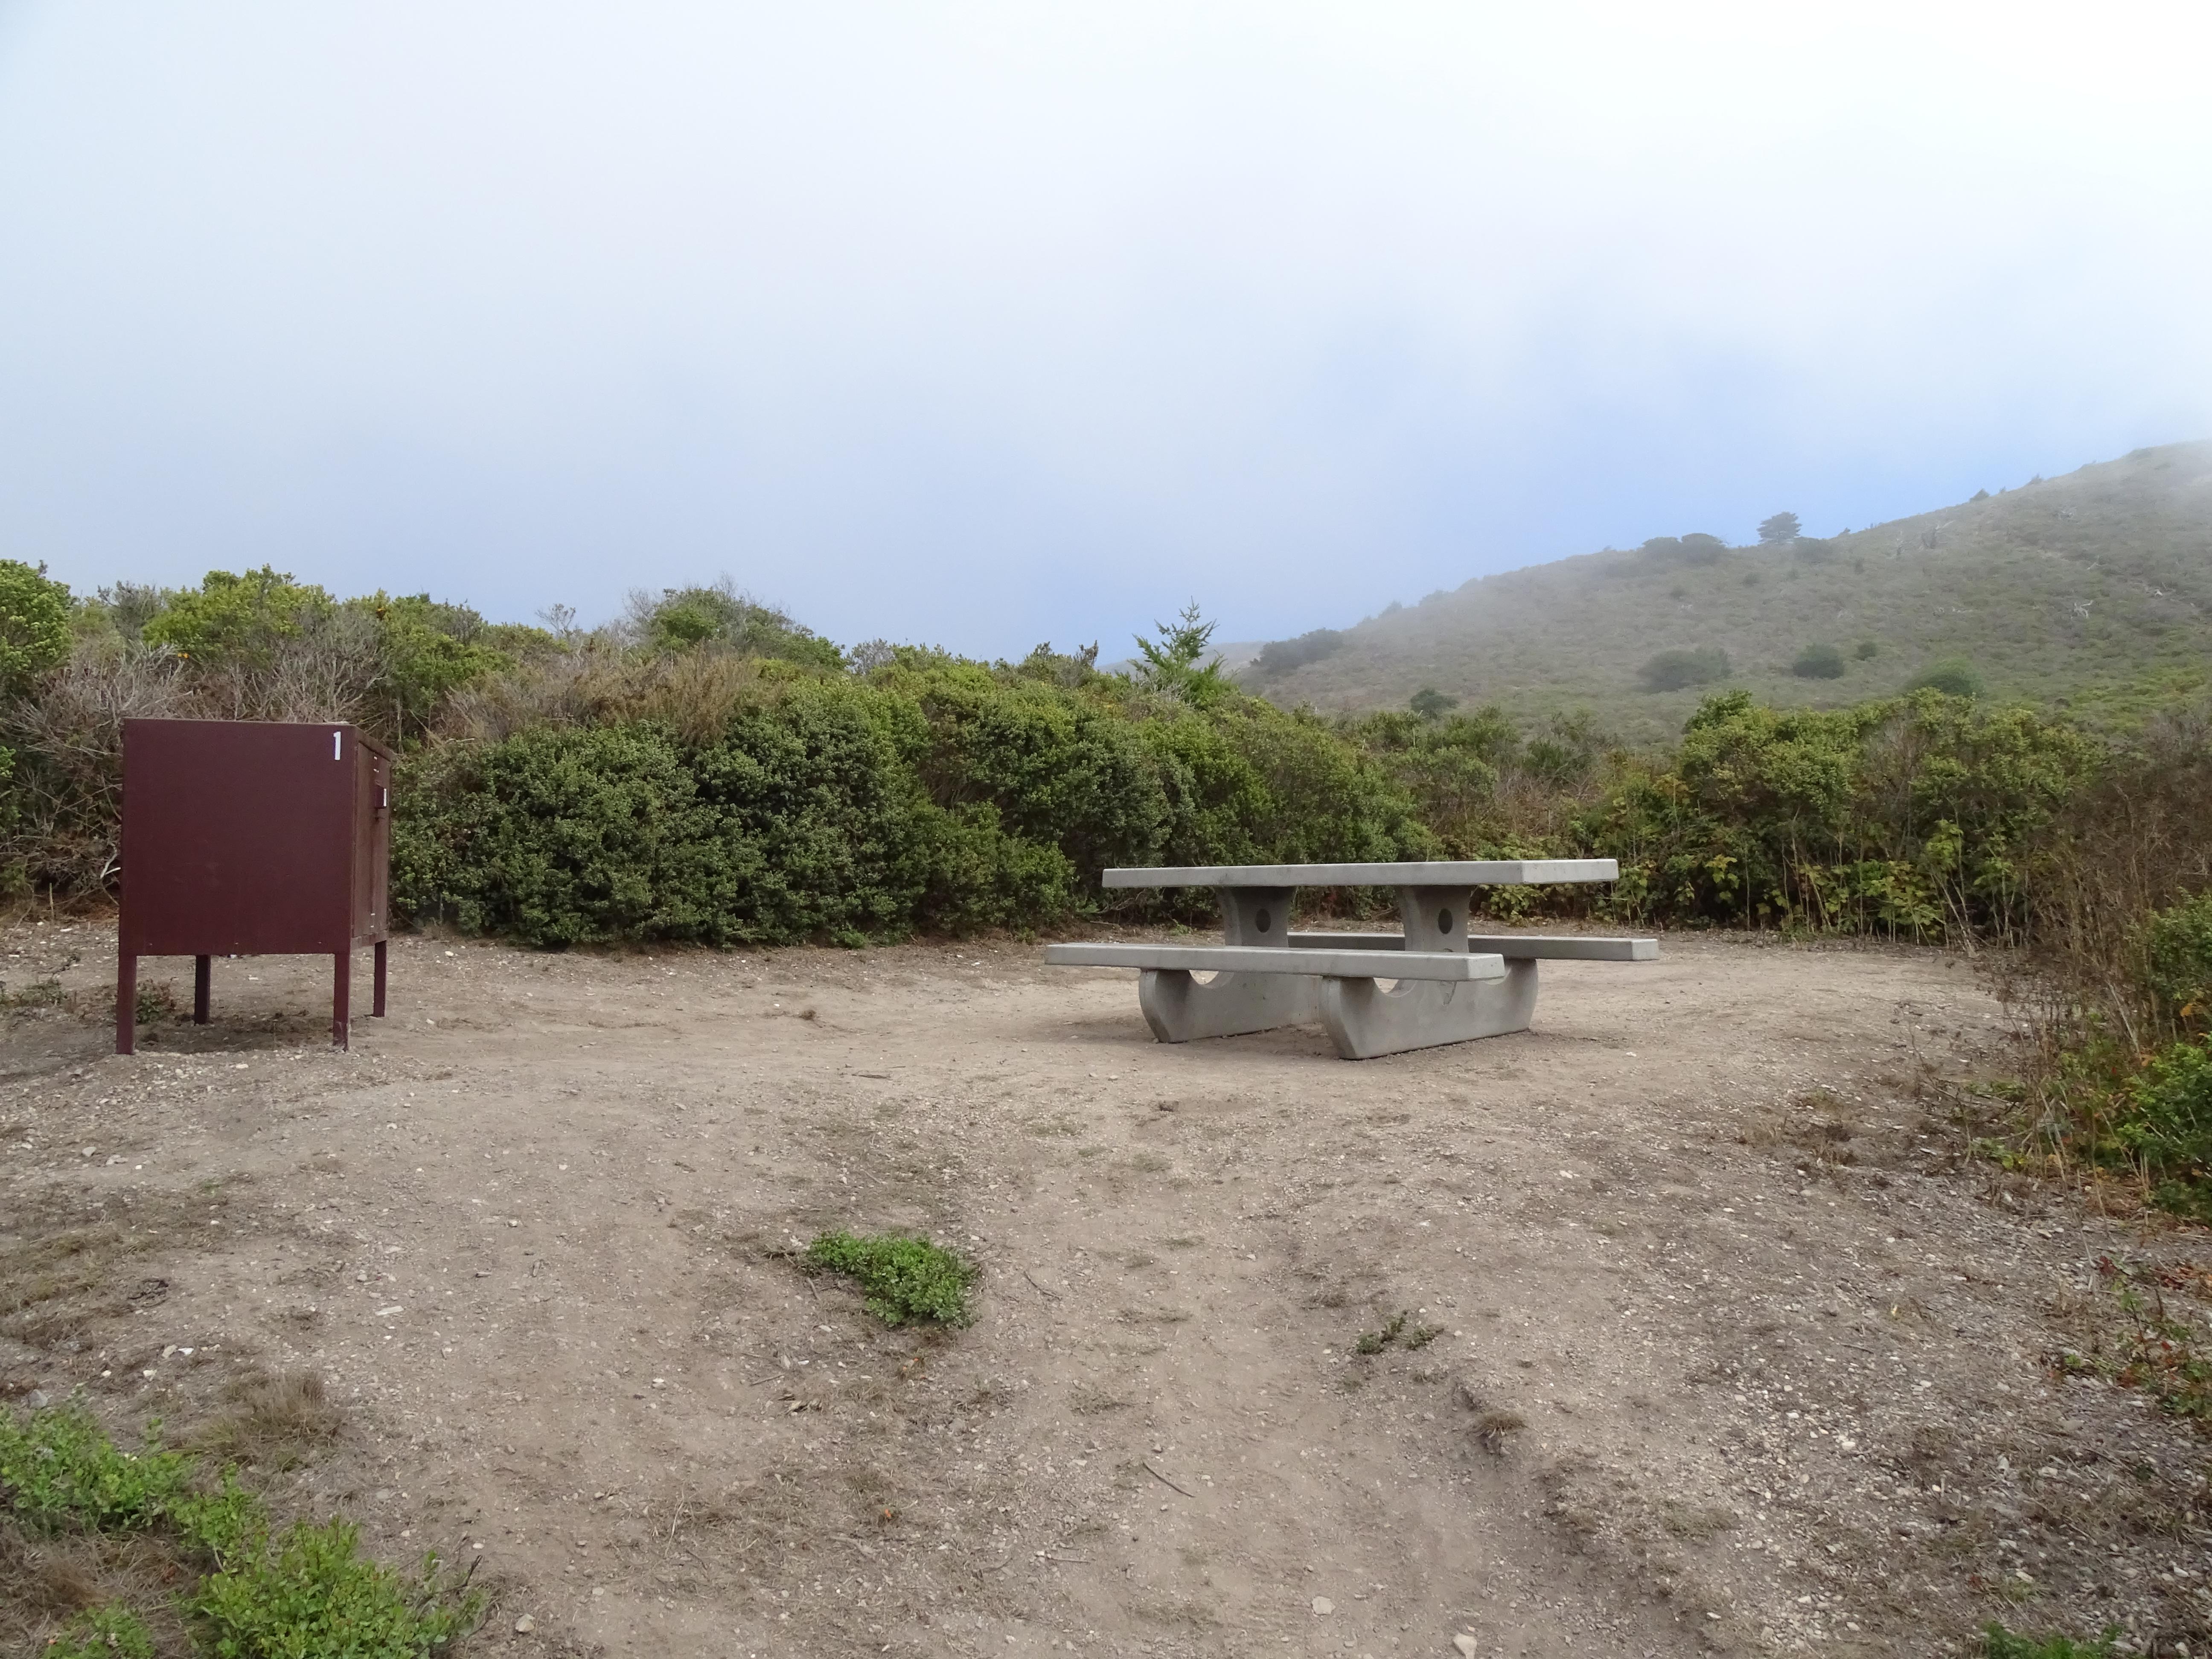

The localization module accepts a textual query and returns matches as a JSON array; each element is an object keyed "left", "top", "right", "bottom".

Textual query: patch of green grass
[
  {"left": 805, "top": 1231, "right": 976, "bottom": 1326},
  {"left": 0, "top": 1400, "right": 482, "bottom": 1658},
  {"left": 1980, "top": 1621, "right": 2121, "bottom": 1657},
  {"left": 42, "top": 1604, "right": 156, "bottom": 1659}
]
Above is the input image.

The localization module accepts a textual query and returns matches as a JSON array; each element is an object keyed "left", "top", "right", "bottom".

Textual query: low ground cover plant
[
  {"left": 2051, "top": 1258, "right": 2212, "bottom": 1429},
  {"left": 804, "top": 1231, "right": 977, "bottom": 1326},
  {"left": 0, "top": 1398, "right": 480, "bottom": 1657}
]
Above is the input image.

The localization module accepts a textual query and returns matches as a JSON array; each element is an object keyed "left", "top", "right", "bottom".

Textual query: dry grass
[
  {"left": 196, "top": 1369, "right": 345, "bottom": 1471},
  {"left": 0, "top": 1517, "right": 197, "bottom": 1659},
  {"left": 1454, "top": 1380, "right": 1527, "bottom": 1453},
  {"left": 0, "top": 1187, "right": 235, "bottom": 1366},
  {"left": 443, "top": 643, "right": 783, "bottom": 745}
]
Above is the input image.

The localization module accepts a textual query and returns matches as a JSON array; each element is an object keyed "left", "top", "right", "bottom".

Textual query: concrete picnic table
[{"left": 1043, "top": 859, "right": 1655, "bottom": 1059}]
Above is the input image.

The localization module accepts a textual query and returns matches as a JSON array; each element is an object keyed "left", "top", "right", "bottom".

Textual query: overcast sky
[{"left": 3, "top": 3, "right": 2208, "bottom": 655}]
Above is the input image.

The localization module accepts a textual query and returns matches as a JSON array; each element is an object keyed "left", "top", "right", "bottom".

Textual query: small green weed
[
  {"left": 2, "top": 1400, "right": 482, "bottom": 1658},
  {"left": 0, "top": 976, "right": 65, "bottom": 1010},
  {"left": 1353, "top": 1310, "right": 1444, "bottom": 1356},
  {"left": 805, "top": 1231, "right": 976, "bottom": 1326},
  {"left": 1980, "top": 1620, "right": 2121, "bottom": 1657},
  {"left": 41, "top": 1604, "right": 156, "bottom": 1659},
  {"left": 2051, "top": 1259, "right": 2212, "bottom": 1429},
  {"left": 1353, "top": 1312, "right": 1405, "bottom": 1355}
]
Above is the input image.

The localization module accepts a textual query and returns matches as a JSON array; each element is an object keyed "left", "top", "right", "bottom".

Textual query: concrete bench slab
[
  {"left": 1102, "top": 859, "right": 1618, "bottom": 889},
  {"left": 1042, "top": 943, "right": 1507, "bottom": 981},
  {"left": 1286, "top": 932, "right": 1658, "bottom": 961}
]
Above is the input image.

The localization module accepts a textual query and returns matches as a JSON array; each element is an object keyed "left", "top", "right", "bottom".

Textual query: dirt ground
[{"left": 4, "top": 919, "right": 2210, "bottom": 1658}]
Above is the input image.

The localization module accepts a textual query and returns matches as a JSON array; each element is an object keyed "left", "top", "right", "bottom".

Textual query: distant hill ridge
[{"left": 1239, "top": 440, "right": 2212, "bottom": 740}]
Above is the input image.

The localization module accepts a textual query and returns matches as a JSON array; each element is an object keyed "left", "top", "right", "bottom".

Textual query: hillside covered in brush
[{"left": 1241, "top": 441, "right": 2212, "bottom": 740}]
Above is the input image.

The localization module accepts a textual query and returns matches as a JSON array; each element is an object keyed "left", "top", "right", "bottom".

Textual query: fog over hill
[{"left": 1239, "top": 441, "right": 2212, "bottom": 742}]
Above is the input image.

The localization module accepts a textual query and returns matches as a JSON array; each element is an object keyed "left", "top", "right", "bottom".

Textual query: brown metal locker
[{"left": 116, "top": 719, "right": 395, "bottom": 1054}]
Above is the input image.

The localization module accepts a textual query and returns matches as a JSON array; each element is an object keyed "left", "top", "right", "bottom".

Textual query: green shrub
[
  {"left": 363, "top": 593, "right": 523, "bottom": 739},
  {"left": 1637, "top": 646, "right": 1730, "bottom": 692},
  {"left": 0, "top": 1401, "right": 194, "bottom": 1532},
  {"left": 0, "top": 558, "right": 71, "bottom": 689},
  {"left": 1910, "top": 659, "right": 1984, "bottom": 697},
  {"left": 915, "top": 802, "right": 1074, "bottom": 934},
  {"left": 140, "top": 568, "right": 332, "bottom": 672},
  {"left": 634, "top": 583, "right": 845, "bottom": 670},
  {"left": 694, "top": 679, "right": 935, "bottom": 941},
  {"left": 1853, "top": 639, "right": 1879, "bottom": 660},
  {"left": 190, "top": 1517, "right": 481, "bottom": 1658},
  {"left": 1250, "top": 628, "right": 1343, "bottom": 677},
  {"left": 2114, "top": 1037, "right": 2212, "bottom": 1202},
  {"left": 893, "top": 661, "right": 1166, "bottom": 882},
  {"left": 805, "top": 1231, "right": 976, "bottom": 1325},
  {"left": 393, "top": 724, "right": 742, "bottom": 947},
  {"left": 2142, "top": 891, "right": 2212, "bottom": 1026},
  {"left": 1587, "top": 689, "right": 2092, "bottom": 937},
  {"left": 1790, "top": 642, "right": 1847, "bottom": 679},
  {"left": 1208, "top": 701, "right": 1433, "bottom": 868}
]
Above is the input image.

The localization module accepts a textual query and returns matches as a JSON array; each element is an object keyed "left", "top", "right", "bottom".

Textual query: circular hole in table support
[
  {"left": 1254, "top": 907, "right": 1272, "bottom": 934},
  {"left": 1372, "top": 977, "right": 1402, "bottom": 994},
  {"left": 1189, "top": 970, "right": 1221, "bottom": 986},
  {"left": 1437, "top": 908, "right": 1455, "bottom": 934}
]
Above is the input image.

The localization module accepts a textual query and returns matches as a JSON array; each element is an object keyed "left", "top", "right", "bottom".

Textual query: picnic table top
[{"left": 1100, "top": 859, "right": 1619, "bottom": 890}]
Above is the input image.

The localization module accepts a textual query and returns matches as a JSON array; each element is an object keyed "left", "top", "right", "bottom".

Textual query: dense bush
[
  {"left": 385, "top": 642, "right": 1435, "bottom": 946},
  {"left": 2142, "top": 892, "right": 2212, "bottom": 1027},
  {"left": 1584, "top": 690, "right": 2096, "bottom": 937},
  {"left": 1910, "top": 659, "right": 1984, "bottom": 698},
  {"left": 1638, "top": 646, "right": 1731, "bottom": 692},
  {"left": 1250, "top": 627, "right": 1345, "bottom": 678},
  {"left": 0, "top": 559, "right": 71, "bottom": 691},
  {"left": 1790, "top": 642, "right": 1846, "bottom": 679},
  {"left": 629, "top": 580, "right": 846, "bottom": 671},
  {"left": 2116, "top": 1039, "right": 2212, "bottom": 1211}
]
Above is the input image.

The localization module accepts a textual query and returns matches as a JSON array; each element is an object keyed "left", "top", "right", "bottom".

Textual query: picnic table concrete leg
[
  {"left": 1132, "top": 885, "right": 1318, "bottom": 1042},
  {"left": 1138, "top": 966, "right": 1322, "bottom": 1042},
  {"left": 1215, "top": 885, "right": 1297, "bottom": 947},
  {"left": 1395, "top": 886, "right": 1475, "bottom": 953},
  {"left": 1318, "top": 959, "right": 1539, "bottom": 1059}
]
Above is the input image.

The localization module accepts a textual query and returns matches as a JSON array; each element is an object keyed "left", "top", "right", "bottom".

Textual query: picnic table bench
[{"left": 1043, "top": 860, "right": 1655, "bottom": 1059}]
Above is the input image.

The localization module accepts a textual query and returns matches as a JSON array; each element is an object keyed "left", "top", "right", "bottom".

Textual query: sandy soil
[{"left": 3, "top": 920, "right": 2209, "bottom": 1658}]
